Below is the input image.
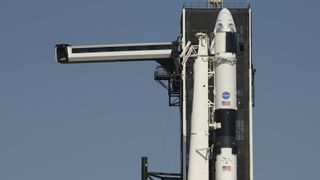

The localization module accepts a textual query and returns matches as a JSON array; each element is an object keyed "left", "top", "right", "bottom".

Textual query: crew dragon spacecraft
[{"left": 55, "top": 1, "right": 254, "bottom": 180}]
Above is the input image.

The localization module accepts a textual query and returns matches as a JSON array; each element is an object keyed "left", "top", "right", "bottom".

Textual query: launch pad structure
[
  {"left": 55, "top": 1, "right": 255, "bottom": 180},
  {"left": 180, "top": 5, "right": 254, "bottom": 180}
]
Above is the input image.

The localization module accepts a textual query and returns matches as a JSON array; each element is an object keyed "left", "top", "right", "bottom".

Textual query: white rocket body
[
  {"left": 215, "top": 148, "right": 237, "bottom": 180},
  {"left": 213, "top": 8, "right": 238, "bottom": 180},
  {"left": 187, "top": 33, "right": 209, "bottom": 180}
]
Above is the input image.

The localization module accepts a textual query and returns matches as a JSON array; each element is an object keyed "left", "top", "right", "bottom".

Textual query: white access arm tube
[{"left": 55, "top": 42, "right": 173, "bottom": 63}]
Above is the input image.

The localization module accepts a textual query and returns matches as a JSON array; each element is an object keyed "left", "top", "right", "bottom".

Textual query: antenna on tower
[{"left": 208, "top": 0, "right": 223, "bottom": 8}]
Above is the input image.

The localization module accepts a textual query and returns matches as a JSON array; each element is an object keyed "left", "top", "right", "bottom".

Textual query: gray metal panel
[{"left": 182, "top": 8, "right": 252, "bottom": 180}]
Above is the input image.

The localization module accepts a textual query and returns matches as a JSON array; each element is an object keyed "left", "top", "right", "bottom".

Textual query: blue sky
[{"left": 1, "top": 0, "right": 320, "bottom": 180}]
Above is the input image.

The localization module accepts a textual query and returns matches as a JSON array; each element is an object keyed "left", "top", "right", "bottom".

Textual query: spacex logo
[{"left": 222, "top": 91, "right": 230, "bottom": 100}]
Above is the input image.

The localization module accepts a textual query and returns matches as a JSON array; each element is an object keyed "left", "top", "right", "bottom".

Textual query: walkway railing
[{"left": 183, "top": 0, "right": 250, "bottom": 9}]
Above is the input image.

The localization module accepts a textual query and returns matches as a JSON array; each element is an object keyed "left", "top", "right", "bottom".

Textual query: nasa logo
[{"left": 222, "top": 91, "right": 230, "bottom": 100}]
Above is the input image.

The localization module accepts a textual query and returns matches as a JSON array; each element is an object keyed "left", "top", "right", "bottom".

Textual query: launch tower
[{"left": 55, "top": 1, "right": 254, "bottom": 180}]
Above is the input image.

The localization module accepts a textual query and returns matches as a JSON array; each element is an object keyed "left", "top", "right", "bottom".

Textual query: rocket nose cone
[
  {"left": 214, "top": 8, "right": 236, "bottom": 33},
  {"left": 219, "top": 8, "right": 232, "bottom": 15}
]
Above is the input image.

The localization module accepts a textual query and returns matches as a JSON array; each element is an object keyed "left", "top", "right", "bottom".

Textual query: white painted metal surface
[
  {"left": 213, "top": 35, "right": 237, "bottom": 110},
  {"left": 55, "top": 42, "right": 172, "bottom": 63},
  {"left": 213, "top": 8, "right": 238, "bottom": 180},
  {"left": 68, "top": 49, "right": 171, "bottom": 62},
  {"left": 214, "top": 8, "right": 237, "bottom": 33},
  {"left": 215, "top": 148, "right": 237, "bottom": 180},
  {"left": 187, "top": 33, "right": 210, "bottom": 180},
  {"left": 248, "top": 8, "right": 254, "bottom": 180},
  {"left": 181, "top": 8, "right": 187, "bottom": 180}
]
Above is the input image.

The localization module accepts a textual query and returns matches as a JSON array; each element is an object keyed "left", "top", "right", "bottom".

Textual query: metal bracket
[
  {"left": 213, "top": 57, "right": 237, "bottom": 65},
  {"left": 195, "top": 147, "right": 211, "bottom": 160},
  {"left": 208, "top": 68, "right": 215, "bottom": 79},
  {"left": 181, "top": 44, "right": 198, "bottom": 66},
  {"left": 209, "top": 144, "right": 215, "bottom": 159},
  {"left": 209, "top": 122, "right": 221, "bottom": 129},
  {"left": 208, "top": 100, "right": 214, "bottom": 108}
]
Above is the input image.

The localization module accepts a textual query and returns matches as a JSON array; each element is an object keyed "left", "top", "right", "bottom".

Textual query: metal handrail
[{"left": 183, "top": 1, "right": 250, "bottom": 9}]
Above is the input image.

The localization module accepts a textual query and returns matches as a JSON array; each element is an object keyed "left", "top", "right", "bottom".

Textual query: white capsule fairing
[
  {"left": 214, "top": 8, "right": 237, "bottom": 33},
  {"left": 212, "top": 8, "right": 238, "bottom": 180}
]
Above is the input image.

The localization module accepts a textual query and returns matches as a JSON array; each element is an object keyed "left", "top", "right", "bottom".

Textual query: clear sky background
[{"left": 1, "top": 0, "right": 319, "bottom": 180}]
